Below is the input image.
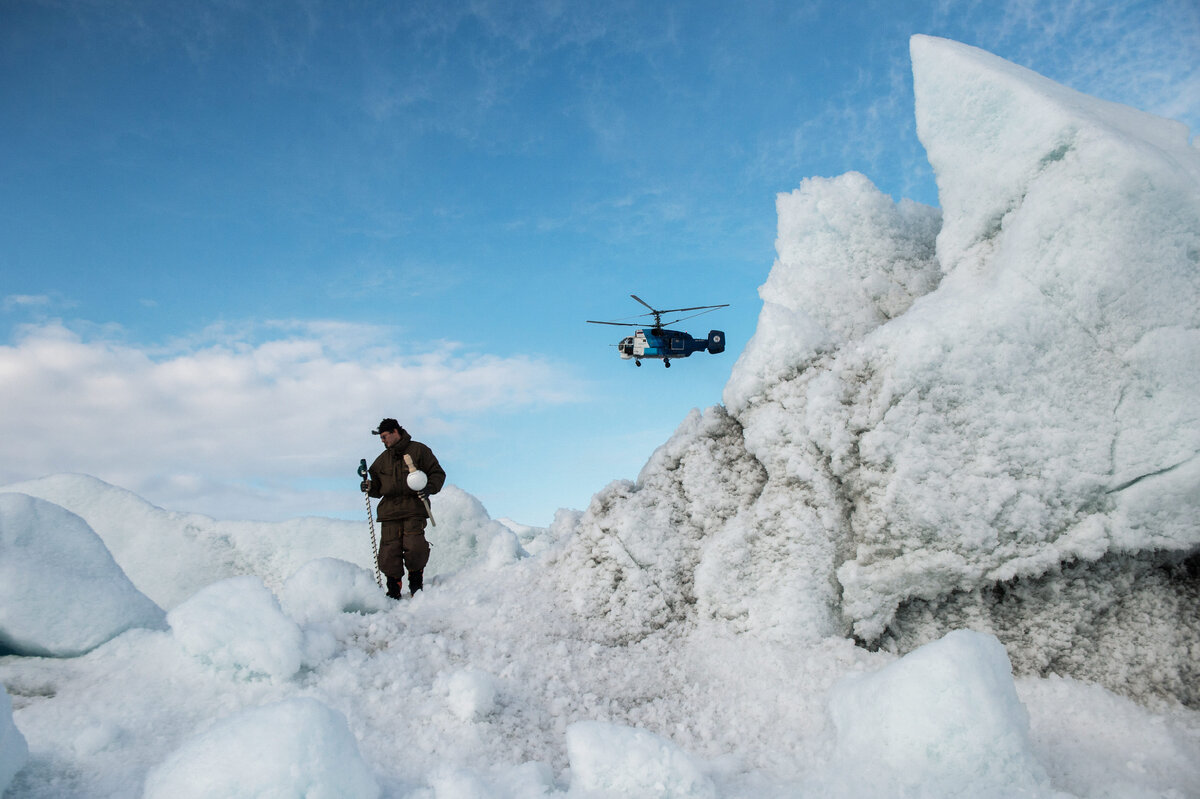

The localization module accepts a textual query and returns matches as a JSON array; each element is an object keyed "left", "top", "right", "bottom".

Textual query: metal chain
[{"left": 364, "top": 491, "right": 382, "bottom": 588}]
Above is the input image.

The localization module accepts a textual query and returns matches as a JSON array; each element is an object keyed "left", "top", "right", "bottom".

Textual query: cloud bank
[{"left": 0, "top": 319, "right": 582, "bottom": 520}]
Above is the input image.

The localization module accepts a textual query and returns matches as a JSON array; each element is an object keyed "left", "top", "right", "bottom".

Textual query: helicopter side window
[{"left": 671, "top": 337, "right": 685, "bottom": 351}]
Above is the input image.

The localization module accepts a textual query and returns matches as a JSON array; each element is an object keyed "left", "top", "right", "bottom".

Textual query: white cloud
[
  {"left": 0, "top": 320, "right": 584, "bottom": 520},
  {"left": 2, "top": 293, "right": 77, "bottom": 313},
  {"left": 2, "top": 295, "right": 50, "bottom": 312}
]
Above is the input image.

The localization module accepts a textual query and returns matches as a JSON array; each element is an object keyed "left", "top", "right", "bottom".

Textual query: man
[{"left": 361, "top": 418, "right": 446, "bottom": 599}]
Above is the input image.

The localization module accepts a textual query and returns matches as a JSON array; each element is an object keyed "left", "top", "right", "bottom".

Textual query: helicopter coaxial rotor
[{"left": 588, "top": 295, "right": 729, "bottom": 331}]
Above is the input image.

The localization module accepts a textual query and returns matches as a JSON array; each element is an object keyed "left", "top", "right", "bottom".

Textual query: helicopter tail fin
[{"left": 706, "top": 330, "right": 725, "bottom": 354}]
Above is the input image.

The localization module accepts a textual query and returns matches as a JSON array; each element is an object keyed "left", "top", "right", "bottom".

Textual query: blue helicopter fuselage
[
  {"left": 588, "top": 295, "right": 729, "bottom": 368},
  {"left": 618, "top": 328, "right": 725, "bottom": 366}
]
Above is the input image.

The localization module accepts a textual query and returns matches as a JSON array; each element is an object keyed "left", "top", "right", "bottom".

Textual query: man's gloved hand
[
  {"left": 417, "top": 490, "right": 429, "bottom": 501},
  {"left": 360, "top": 480, "right": 370, "bottom": 493}
]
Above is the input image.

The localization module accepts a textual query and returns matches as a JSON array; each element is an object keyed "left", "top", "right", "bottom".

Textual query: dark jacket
[{"left": 368, "top": 429, "right": 446, "bottom": 522}]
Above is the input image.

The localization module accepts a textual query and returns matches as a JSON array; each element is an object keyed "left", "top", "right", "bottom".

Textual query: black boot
[
  {"left": 409, "top": 569, "right": 424, "bottom": 595},
  {"left": 386, "top": 575, "right": 405, "bottom": 600}
]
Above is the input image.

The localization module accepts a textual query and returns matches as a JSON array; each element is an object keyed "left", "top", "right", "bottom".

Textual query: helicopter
[{"left": 587, "top": 295, "right": 728, "bottom": 367}]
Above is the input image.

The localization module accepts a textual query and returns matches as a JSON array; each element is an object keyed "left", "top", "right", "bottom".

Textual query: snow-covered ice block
[
  {"left": 566, "top": 720, "right": 716, "bottom": 799},
  {"left": 819, "top": 630, "right": 1053, "bottom": 797},
  {"left": 825, "top": 35, "right": 1200, "bottom": 650},
  {"left": 432, "top": 485, "right": 531, "bottom": 575},
  {"left": 278, "top": 557, "right": 389, "bottom": 625},
  {"left": 483, "top": 525, "right": 526, "bottom": 569},
  {"left": 0, "top": 492, "right": 164, "bottom": 657},
  {"left": 167, "top": 576, "right": 305, "bottom": 680},
  {"left": 0, "top": 685, "right": 27, "bottom": 796},
  {"left": 142, "top": 697, "right": 379, "bottom": 799},
  {"left": 911, "top": 34, "right": 1199, "bottom": 277}
]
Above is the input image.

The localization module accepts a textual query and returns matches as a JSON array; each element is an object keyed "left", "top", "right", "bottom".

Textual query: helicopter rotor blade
[
  {"left": 589, "top": 309, "right": 656, "bottom": 324},
  {"left": 591, "top": 298, "right": 728, "bottom": 329},
  {"left": 655, "top": 307, "right": 727, "bottom": 327},
  {"left": 630, "top": 294, "right": 657, "bottom": 312},
  {"left": 654, "top": 303, "right": 730, "bottom": 315}
]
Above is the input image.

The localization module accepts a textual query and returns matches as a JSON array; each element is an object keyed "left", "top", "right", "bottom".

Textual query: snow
[
  {"left": 715, "top": 34, "right": 1199, "bottom": 700},
  {"left": 0, "top": 475, "right": 520, "bottom": 610},
  {"left": 1, "top": 493, "right": 1197, "bottom": 797},
  {"left": 813, "top": 630, "right": 1054, "bottom": 798},
  {"left": 0, "top": 493, "right": 164, "bottom": 657},
  {"left": 166, "top": 576, "right": 308, "bottom": 681},
  {"left": 142, "top": 697, "right": 380, "bottom": 799},
  {"left": 440, "top": 668, "right": 500, "bottom": 722},
  {"left": 565, "top": 721, "right": 717, "bottom": 798},
  {"left": 277, "top": 557, "right": 391, "bottom": 625},
  {"left": 2, "top": 34, "right": 1199, "bottom": 798}
]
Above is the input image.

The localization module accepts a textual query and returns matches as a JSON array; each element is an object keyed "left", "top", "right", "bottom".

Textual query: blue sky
[{"left": 2, "top": 0, "right": 1197, "bottom": 525}]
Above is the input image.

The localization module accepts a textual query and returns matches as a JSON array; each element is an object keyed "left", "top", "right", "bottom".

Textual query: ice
[
  {"left": 277, "top": 557, "right": 391, "bottom": 625},
  {"left": 910, "top": 35, "right": 1199, "bottom": 279},
  {"left": 549, "top": 407, "right": 772, "bottom": 645},
  {"left": 166, "top": 576, "right": 305, "bottom": 681},
  {"left": 724, "top": 171, "right": 942, "bottom": 413},
  {"left": 431, "top": 485, "right": 534, "bottom": 575},
  {"left": 565, "top": 720, "right": 717, "bottom": 799},
  {"left": 561, "top": 33, "right": 1200, "bottom": 702},
  {"left": 0, "top": 475, "right": 538, "bottom": 609},
  {"left": 0, "top": 686, "right": 27, "bottom": 796},
  {"left": 813, "top": 630, "right": 1054, "bottom": 798},
  {"left": 0, "top": 492, "right": 164, "bottom": 657},
  {"left": 142, "top": 697, "right": 380, "bottom": 799},
  {"left": 2, "top": 475, "right": 1198, "bottom": 796}
]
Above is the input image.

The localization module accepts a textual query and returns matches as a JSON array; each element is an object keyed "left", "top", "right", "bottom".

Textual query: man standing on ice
[{"left": 361, "top": 418, "right": 446, "bottom": 599}]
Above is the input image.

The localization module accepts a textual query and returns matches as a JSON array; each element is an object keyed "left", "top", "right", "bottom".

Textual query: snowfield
[{"left": 2, "top": 35, "right": 1199, "bottom": 798}]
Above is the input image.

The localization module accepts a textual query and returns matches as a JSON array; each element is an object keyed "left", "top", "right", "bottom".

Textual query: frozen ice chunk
[
  {"left": 167, "top": 576, "right": 304, "bottom": 680},
  {"left": 911, "top": 34, "right": 1198, "bottom": 277},
  {"left": 278, "top": 558, "right": 389, "bottom": 625},
  {"left": 724, "top": 172, "right": 941, "bottom": 414},
  {"left": 143, "top": 697, "right": 379, "bottom": 799},
  {"left": 820, "top": 630, "right": 1053, "bottom": 797},
  {"left": 0, "top": 493, "right": 164, "bottom": 657},
  {"left": 484, "top": 526, "right": 525, "bottom": 569},
  {"left": 431, "top": 485, "right": 530, "bottom": 574}
]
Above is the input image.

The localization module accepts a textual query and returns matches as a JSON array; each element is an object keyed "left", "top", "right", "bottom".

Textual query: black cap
[{"left": 372, "top": 418, "right": 400, "bottom": 435}]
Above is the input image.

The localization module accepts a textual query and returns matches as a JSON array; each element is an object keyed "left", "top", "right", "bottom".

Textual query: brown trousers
[{"left": 378, "top": 518, "right": 430, "bottom": 597}]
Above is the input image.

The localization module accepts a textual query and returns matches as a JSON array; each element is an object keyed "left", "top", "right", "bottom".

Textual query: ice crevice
[{"left": 1106, "top": 451, "right": 1200, "bottom": 495}]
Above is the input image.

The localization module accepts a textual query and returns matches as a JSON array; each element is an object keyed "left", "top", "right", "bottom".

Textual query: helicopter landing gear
[
  {"left": 635, "top": 360, "right": 642, "bottom": 367},
  {"left": 664, "top": 359, "right": 671, "bottom": 368}
]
